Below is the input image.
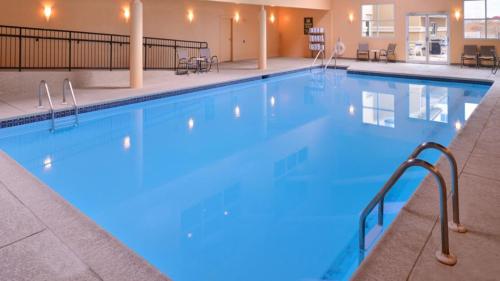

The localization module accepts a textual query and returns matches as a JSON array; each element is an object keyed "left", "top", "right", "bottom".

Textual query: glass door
[{"left": 407, "top": 14, "right": 449, "bottom": 64}]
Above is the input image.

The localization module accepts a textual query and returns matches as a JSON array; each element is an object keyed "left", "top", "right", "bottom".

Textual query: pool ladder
[
  {"left": 359, "top": 142, "right": 467, "bottom": 266},
  {"left": 38, "top": 79, "right": 79, "bottom": 132},
  {"left": 309, "top": 49, "right": 325, "bottom": 72}
]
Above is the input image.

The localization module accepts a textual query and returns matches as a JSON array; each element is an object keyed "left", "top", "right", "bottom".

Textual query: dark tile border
[{"left": 347, "top": 69, "right": 494, "bottom": 85}]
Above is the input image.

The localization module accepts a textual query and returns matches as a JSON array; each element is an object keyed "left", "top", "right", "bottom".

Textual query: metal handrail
[
  {"left": 324, "top": 52, "right": 337, "bottom": 71},
  {"left": 409, "top": 142, "right": 466, "bottom": 233},
  {"left": 310, "top": 50, "right": 324, "bottom": 72},
  {"left": 63, "top": 79, "right": 79, "bottom": 126},
  {"left": 38, "top": 80, "right": 55, "bottom": 131},
  {"left": 359, "top": 158, "right": 457, "bottom": 266}
]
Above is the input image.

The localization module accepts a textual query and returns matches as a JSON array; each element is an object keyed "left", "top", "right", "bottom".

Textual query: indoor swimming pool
[{"left": 0, "top": 69, "right": 490, "bottom": 281}]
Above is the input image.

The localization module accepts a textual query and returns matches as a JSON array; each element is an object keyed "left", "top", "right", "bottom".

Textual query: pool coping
[{"left": 0, "top": 65, "right": 498, "bottom": 281}]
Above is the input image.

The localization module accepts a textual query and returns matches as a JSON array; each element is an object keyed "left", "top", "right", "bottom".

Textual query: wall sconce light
[
  {"left": 234, "top": 12, "right": 240, "bottom": 23},
  {"left": 454, "top": 9, "right": 461, "bottom": 21},
  {"left": 270, "top": 13, "right": 276, "bottom": 23},
  {"left": 43, "top": 5, "right": 52, "bottom": 21},
  {"left": 123, "top": 7, "right": 130, "bottom": 22},
  {"left": 348, "top": 13, "right": 354, "bottom": 23},
  {"left": 187, "top": 9, "right": 194, "bottom": 23}
]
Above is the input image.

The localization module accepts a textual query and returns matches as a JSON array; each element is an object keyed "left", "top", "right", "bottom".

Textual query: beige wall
[
  {"left": 331, "top": 0, "right": 500, "bottom": 64},
  {"left": 0, "top": 0, "right": 499, "bottom": 63},
  {"left": 277, "top": 7, "right": 333, "bottom": 58},
  {"left": 0, "top": 0, "right": 280, "bottom": 61}
]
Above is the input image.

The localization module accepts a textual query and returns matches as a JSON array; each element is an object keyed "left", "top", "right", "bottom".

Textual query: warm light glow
[
  {"left": 270, "top": 96, "right": 276, "bottom": 107},
  {"left": 234, "top": 12, "right": 240, "bottom": 23},
  {"left": 187, "top": 9, "right": 194, "bottom": 23},
  {"left": 348, "top": 13, "right": 354, "bottom": 23},
  {"left": 455, "top": 121, "right": 462, "bottom": 131},
  {"left": 454, "top": 10, "right": 461, "bottom": 21},
  {"left": 234, "top": 106, "right": 241, "bottom": 118},
  {"left": 123, "top": 136, "right": 131, "bottom": 150},
  {"left": 349, "top": 105, "right": 355, "bottom": 115},
  {"left": 43, "top": 5, "right": 52, "bottom": 21},
  {"left": 123, "top": 7, "right": 130, "bottom": 22},
  {"left": 270, "top": 13, "right": 276, "bottom": 23},
  {"left": 43, "top": 156, "right": 52, "bottom": 170},
  {"left": 188, "top": 118, "right": 195, "bottom": 130}
]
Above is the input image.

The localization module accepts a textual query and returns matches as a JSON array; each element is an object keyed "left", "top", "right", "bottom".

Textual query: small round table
[{"left": 370, "top": 50, "right": 380, "bottom": 62}]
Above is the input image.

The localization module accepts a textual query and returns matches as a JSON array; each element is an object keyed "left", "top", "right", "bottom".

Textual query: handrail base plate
[
  {"left": 449, "top": 222, "right": 467, "bottom": 233},
  {"left": 436, "top": 251, "right": 457, "bottom": 266}
]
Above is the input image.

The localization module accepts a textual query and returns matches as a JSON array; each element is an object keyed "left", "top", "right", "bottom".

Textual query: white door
[
  {"left": 407, "top": 14, "right": 449, "bottom": 64},
  {"left": 219, "top": 18, "right": 232, "bottom": 62}
]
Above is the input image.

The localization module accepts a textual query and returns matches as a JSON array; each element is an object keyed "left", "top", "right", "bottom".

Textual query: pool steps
[
  {"left": 359, "top": 142, "right": 467, "bottom": 266},
  {"left": 38, "top": 79, "right": 79, "bottom": 132}
]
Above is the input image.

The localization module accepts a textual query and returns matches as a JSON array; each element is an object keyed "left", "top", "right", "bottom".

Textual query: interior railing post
[
  {"left": 68, "top": 32, "right": 72, "bottom": 71},
  {"left": 110, "top": 35, "right": 113, "bottom": 71},
  {"left": 18, "top": 27, "right": 22, "bottom": 72}
]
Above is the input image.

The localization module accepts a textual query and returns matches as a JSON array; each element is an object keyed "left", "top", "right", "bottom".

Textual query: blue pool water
[{"left": 0, "top": 70, "right": 490, "bottom": 281}]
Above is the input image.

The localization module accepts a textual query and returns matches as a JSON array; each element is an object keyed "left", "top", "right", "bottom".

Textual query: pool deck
[{"left": 0, "top": 58, "right": 499, "bottom": 281}]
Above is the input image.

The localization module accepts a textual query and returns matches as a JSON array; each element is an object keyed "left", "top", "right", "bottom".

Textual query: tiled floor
[{"left": 0, "top": 57, "right": 499, "bottom": 281}]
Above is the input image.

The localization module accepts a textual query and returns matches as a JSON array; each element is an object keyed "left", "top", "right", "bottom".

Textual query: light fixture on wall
[
  {"left": 234, "top": 11, "right": 240, "bottom": 23},
  {"left": 454, "top": 9, "right": 461, "bottom": 21},
  {"left": 270, "top": 13, "right": 276, "bottom": 23},
  {"left": 123, "top": 7, "right": 130, "bottom": 22},
  {"left": 348, "top": 13, "right": 354, "bottom": 23},
  {"left": 187, "top": 9, "right": 194, "bottom": 23},
  {"left": 43, "top": 4, "right": 52, "bottom": 21}
]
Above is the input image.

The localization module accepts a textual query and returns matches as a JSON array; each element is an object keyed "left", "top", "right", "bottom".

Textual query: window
[
  {"left": 464, "top": 0, "right": 500, "bottom": 39},
  {"left": 361, "top": 4, "right": 395, "bottom": 37}
]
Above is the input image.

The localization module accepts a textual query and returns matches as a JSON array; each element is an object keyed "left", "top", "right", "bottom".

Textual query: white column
[
  {"left": 259, "top": 5, "right": 267, "bottom": 70},
  {"left": 130, "top": 0, "right": 143, "bottom": 89}
]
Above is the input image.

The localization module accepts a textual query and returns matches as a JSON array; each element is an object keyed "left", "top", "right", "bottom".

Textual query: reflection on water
[
  {"left": 362, "top": 91, "right": 395, "bottom": 128},
  {"left": 0, "top": 70, "right": 490, "bottom": 281},
  {"left": 409, "top": 84, "right": 448, "bottom": 123}
]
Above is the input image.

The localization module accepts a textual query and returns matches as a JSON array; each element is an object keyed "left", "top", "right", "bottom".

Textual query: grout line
[{"left": 0, "top": 228, "right": 46, "bottom": 251}]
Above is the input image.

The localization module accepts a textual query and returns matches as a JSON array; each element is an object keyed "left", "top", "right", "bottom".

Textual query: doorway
[
  {"left": 407, "top": 13, "right": 449, "bottom": 64},
  {"left": 219, "top": 17, "right": 233, "bottom": 62}
]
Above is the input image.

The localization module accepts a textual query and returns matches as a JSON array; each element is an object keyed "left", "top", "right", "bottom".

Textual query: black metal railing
[{"left": 0, "top": 25, "right": 208, "bottom": 71}]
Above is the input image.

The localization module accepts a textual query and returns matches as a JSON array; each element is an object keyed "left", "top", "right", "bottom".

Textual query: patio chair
[
  {"left": 461, "top": 45, "right": 478, "bottom": 68},
  {"left": 200, "top": 48, "right": 219, "bottom": 72},
  {"left": 478, "top": 46, "right": 497, "bottom": 69},
  {"left": 176, "top": 49, "right": 196, "bottom": 74},
  {"left": 357, "top": 43, "right": 370, "bottom": 61},
  {"left": 380, "top": 44, "right": 397, "bottom": 63}
]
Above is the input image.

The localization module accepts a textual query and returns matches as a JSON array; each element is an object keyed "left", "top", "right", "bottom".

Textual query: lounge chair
[
  {"left": 200, "top": 48, "right": 219, "bottom": 72},
  {"left": 177, "top": 49, "right": 196, "bottom": 74},
  {"left": 478, "top": 46, "right": 497, "bottom": 69},
  {"left": 357, "top": 43, "right": 370, "bottom": 61},
  {"left": 461, "top": 45, "right": 478, "bottom": 68},
  {"left": 380, "top": 44, "right": 397, "bottom": 63}
]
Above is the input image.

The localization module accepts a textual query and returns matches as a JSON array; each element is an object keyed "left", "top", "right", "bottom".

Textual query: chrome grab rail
[
  {"left": 310, "top": 50, "right": 324, "bottom": 72},
  {"left": 63, "top": 78, "right": 79, "bottom": 126},
  {"left": 38, "top": 80, "right": 55, "bottom": 131},
  {"left": 324, "top": 52, "right": 337, "bottom": 71},
  {"left": 359, "top": 158, "right": 457, "bottom": 266},
  {"left": 409, "top": 142, "right": 466, "bottom": 233}
]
